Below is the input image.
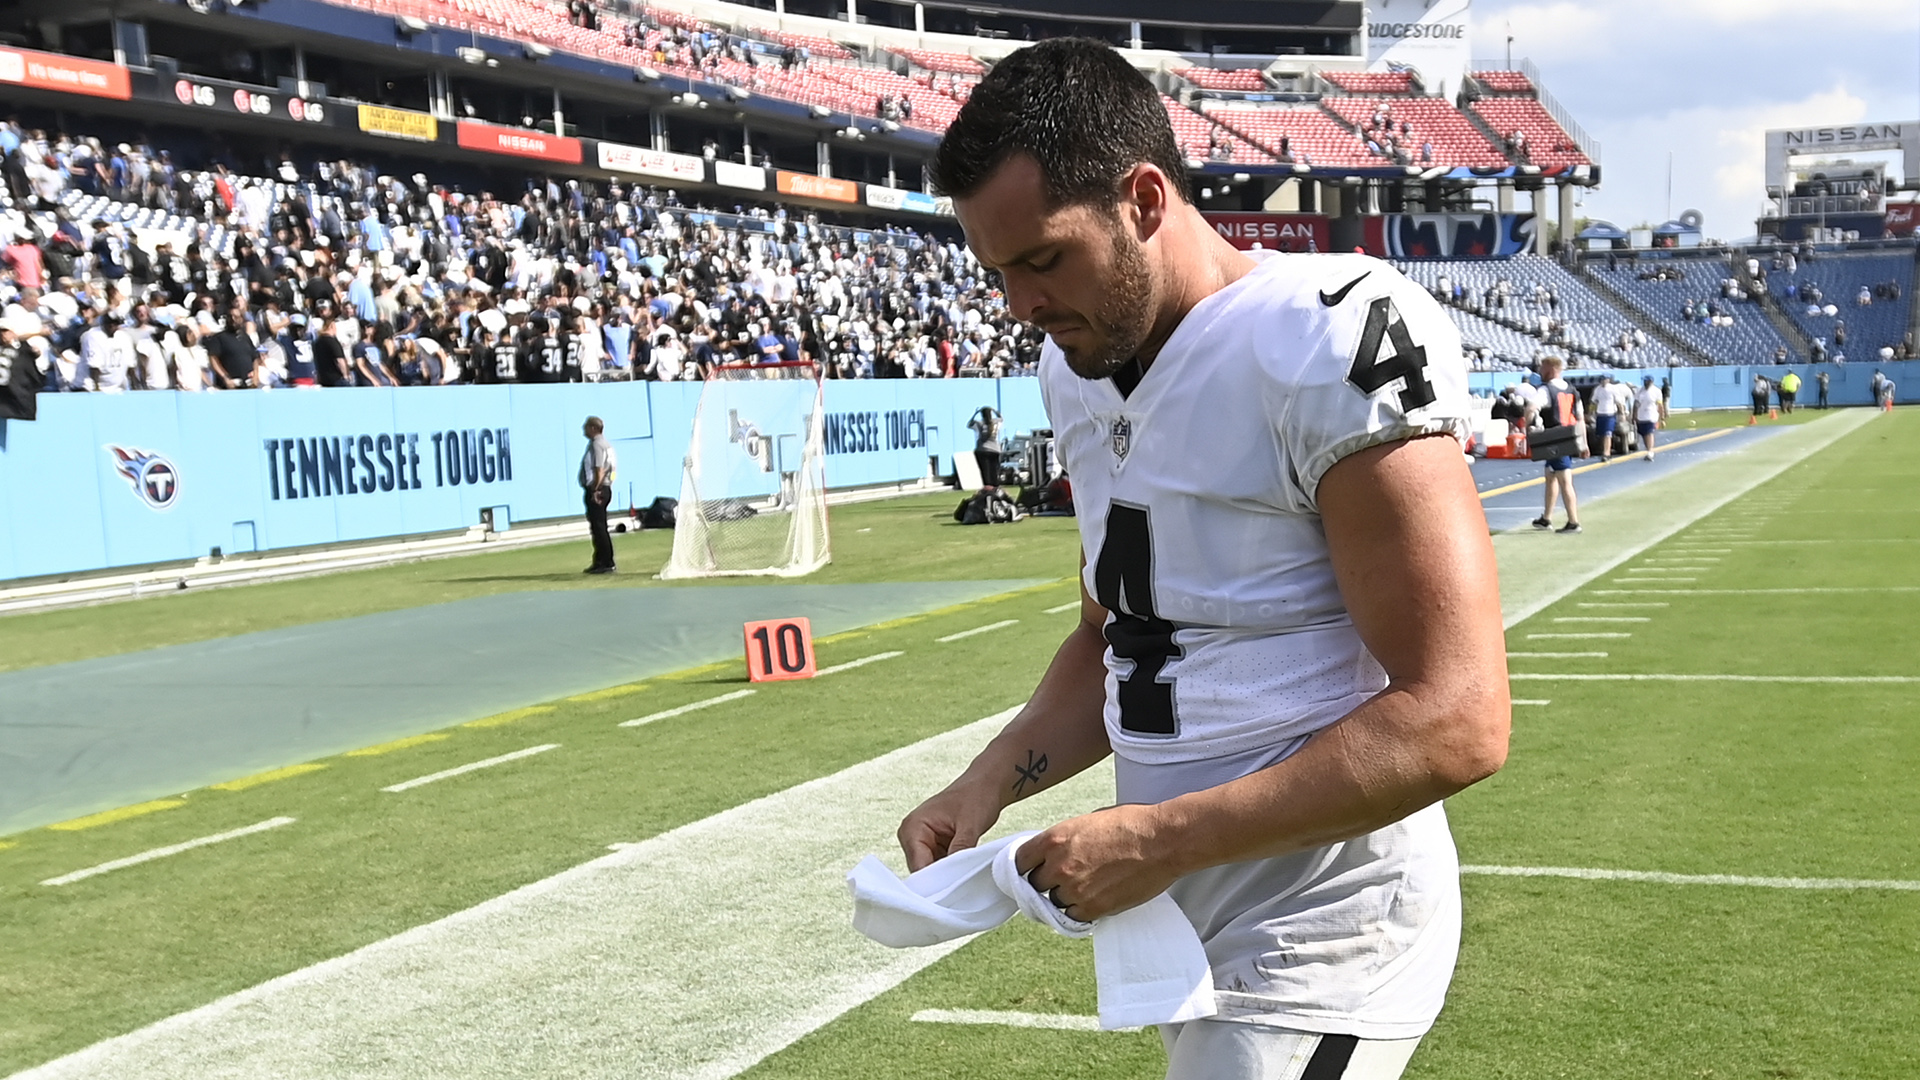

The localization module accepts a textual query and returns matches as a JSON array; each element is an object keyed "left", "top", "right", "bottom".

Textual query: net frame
[{"left": 659, "top": 361, "right": 831, "bottom": 579}]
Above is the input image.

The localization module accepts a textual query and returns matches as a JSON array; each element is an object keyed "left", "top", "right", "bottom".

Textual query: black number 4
[
  {"left": 1092, "top": 503, "right": 1180, "bottom": 737},
  {"left": 1349, "top": 296, "right": 1437, "bottom": 411}
]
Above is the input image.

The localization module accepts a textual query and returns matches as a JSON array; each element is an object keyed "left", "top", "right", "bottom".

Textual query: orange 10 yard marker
[{"left": 744, "top": 617, "right": 816, "bottom": 682}]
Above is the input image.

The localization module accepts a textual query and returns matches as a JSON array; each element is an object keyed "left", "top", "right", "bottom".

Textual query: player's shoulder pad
[{"left": 1234, "top": 253, "right": 1457, "bottom": 381}]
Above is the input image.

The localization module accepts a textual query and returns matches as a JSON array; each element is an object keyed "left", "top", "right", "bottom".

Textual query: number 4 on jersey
[
  {"left": 1348, "top": 296, "right": 1437, "bottom": 412},
  {"left": 1092, "top": 503, "right": 1181, "bottom": 737}
]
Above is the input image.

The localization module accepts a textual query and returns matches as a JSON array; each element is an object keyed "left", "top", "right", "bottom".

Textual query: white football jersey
[{"left": 1040, "top": 251, "right": 1473, "bottom": 1040}]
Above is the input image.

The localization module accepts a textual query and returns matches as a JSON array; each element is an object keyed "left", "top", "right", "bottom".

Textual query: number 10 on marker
[{"left": 744, "top": 617, "right": 816, "bottom": 682}]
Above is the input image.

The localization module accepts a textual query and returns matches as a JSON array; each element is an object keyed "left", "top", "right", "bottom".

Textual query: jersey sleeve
[{"left": 1275, "top": 259, "right": 1472, "bottom": 511}]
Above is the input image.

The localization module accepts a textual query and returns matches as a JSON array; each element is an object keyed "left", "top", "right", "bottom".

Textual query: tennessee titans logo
[
  {"left": 727, "top": 409, "right": 772, "bottom": 472},
  {"left": 106, "top": 445, "right": 181, "bottom": 511}
]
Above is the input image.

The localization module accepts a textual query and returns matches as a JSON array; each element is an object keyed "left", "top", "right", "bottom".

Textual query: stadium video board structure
[{"left": 1761, "top": 120, "right": 1920, "bottom": 242}]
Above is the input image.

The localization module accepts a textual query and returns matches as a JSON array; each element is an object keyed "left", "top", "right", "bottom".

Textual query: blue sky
[{"left": 1468, "top": 0, "right": 1920, "bottom": 241}]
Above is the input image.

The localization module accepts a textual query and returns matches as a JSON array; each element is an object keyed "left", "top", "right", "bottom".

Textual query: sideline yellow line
[
  {"left": 344, "top": 733, "right": 451, "bottom": 757},
  {"left": 464, "top": 705, "right": 557, "bottom": 729},
  {"left": 1477, "top": 428, "right": 1737, "bottom": 500},
  {"left": 565, "top": 682, "right": 650, "bottom": 703},
  {"left": 210, "top": 763, "right": 328, "bottom": 792},
  {"left": 0, "top": 840, "right": 18, "bottom": 852},
  {"left": 48, "top": 798, "right": 188, "bottom": 832}
]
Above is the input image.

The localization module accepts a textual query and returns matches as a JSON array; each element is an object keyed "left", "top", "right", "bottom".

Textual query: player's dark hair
[{"left": 931, "top": 38, "right": 1191, "bottom": 209}]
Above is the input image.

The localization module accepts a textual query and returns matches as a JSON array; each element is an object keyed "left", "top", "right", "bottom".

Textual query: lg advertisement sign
[{"left": 1365, "top": 0, "right": 1471, "bottom": 97}]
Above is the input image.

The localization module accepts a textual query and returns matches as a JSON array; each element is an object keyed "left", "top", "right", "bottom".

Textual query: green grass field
[{"left": 2, "top": 409, "right": 1915, "bottom": 1078}]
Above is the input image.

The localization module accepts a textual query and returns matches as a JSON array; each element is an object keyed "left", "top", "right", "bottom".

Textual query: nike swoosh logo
[{"left": 1318, "top": 271, "right": 1372, "bottom": 307}]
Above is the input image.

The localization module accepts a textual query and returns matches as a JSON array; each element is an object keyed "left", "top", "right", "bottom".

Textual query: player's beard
[{"left": 1058, "top": 219, "right": 1156, "bottom": 381}]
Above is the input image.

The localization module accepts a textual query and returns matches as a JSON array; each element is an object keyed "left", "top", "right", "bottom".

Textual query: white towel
[{"left": 847, "top": 831, "right": 1217, "bottom": 1030}]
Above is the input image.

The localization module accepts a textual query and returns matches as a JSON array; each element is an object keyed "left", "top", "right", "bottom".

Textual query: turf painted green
[
  {"left": 5, "top": 411, "right": 1915, "bottom": 1078},
  {"left": 0, "top": 493, "right": 1081, "bottom": 675},
  {"left": 0, "top": 580, "right": 1084, "bottom": 1073},
  {"left": 732, "top": 410, "right": 1920, "bottom": 1080}
]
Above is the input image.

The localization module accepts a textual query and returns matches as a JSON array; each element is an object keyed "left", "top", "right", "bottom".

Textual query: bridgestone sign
[{"left": 1364, "top": 0, "right": 1471, "bottom": 96}]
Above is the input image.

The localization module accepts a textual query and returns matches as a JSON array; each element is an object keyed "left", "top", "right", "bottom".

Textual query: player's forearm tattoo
[{"left": 1012, "top": 749, "right": 1049, "bottom": 796}]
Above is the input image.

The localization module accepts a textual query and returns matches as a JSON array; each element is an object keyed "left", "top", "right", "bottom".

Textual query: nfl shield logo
[{"left": 1110, "top": 417, "right": 1131, "bottom": 461}]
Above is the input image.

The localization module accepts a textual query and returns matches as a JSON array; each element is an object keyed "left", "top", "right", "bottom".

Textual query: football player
[{"left": 898, "top": 39, "right": 1510, "bottom": 1080}]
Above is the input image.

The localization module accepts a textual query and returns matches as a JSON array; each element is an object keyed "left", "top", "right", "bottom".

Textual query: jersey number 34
[{"left": 1349, "top": 297, "right": 1436, "bottom": 411}]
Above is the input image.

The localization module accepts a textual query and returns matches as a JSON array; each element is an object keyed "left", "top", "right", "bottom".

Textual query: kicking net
[{"left": 660, "top": 362, "right": 830, "bottom": 578}]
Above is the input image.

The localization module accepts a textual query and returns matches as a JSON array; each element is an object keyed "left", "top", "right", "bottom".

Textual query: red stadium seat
[{"left": 1173, "top": 67, "right": 1267, "bottom": 92}]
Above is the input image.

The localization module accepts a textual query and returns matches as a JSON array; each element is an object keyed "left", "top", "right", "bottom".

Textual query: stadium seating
[
  {"left": 1397, "top": 255, "right": 1667, "bottom": 369},
  {"left": 1468, "top": 98, "right": 1589, "bottom": 170},
  {"left": 1587, "top": 261, "right": 1800, "bottom": 364},
  {"left": 1173, "top": 67, "right": 1268, "bottom": 92},
  {"left": 815, "top": 64, "right": 961, "bottom": 131},
  {"left": 1320, "top": 97, "right": 1507, "bottom": 169},
  {"left": 762, "top": 30, "right": 853, "bottom": 60},
  {"left": 1471, "top": 69, "right": 1535, "bottom": 94},
  {"left": 1775, "top": 251, "right": 1916, "bottom": 358},
  {"left": 1160, "top": 96, "right": 1271, "bottom": 167},
  {"left": 894, "top": 50, "right": 986, "bottom": 76},
  {"left": 705, "top": 57, "right": 872, "bottom": 115},
  {"left": 1320, "top": 71, "right": 1415, "bottom": 95},
  {"left": 1200, "top": 103, "right": 1374, "bottom": 169}
]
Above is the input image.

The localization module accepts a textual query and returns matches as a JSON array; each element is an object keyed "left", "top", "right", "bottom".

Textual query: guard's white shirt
[
  {"left": 1039, "top": 252, "right": 1471, "bottom": 1040},
  {"left": 1634, "top": 386, "right": 1662, "bottom": 422}
]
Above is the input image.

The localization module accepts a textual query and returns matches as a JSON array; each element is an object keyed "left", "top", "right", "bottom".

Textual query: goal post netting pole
[{"left": 659, "top": 362, "right": 830, "bottom": 579}]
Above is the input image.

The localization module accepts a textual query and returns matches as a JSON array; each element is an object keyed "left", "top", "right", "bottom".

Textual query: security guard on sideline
[
  {"left": 1779, "top": 369, "right": 1801, "bottom": 413},
  {"left": 580, "top": 416, "right": 618, "bottom": 574}
]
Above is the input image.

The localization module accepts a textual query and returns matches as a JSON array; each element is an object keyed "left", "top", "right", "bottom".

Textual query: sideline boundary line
[
  {"left": 1511, "top": 673, "right": 1920, "bottom": 684},
  {"left": 1474, "top": 427, "right": 1736, "bottom": 499},
  {"left": 1463, "top": 864, "right": 1920, "bottom": 892},
  {"left": 909, "top": 1009, "right": 1119, "bottom": 1033}
]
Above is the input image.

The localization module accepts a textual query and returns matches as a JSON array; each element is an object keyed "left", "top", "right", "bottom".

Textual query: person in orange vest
[{"left": 1532, "top": 356, "right": 1586, "bottom": 533}]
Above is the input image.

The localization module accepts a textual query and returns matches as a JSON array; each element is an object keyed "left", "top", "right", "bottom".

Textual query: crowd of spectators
[
  {"left": 0, "top": 122, "right": 1045, "bottom": 395},
  {"left": 1356, "top": 103, "right": 1433, "bottom": 167}
]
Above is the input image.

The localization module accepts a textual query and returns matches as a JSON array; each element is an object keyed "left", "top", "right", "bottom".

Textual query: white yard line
[
  {"left": 1511, "top": 700, "right": 1552, "bottom": 706},
  {"left": 620, "top": 690, "right": 756, "bottom": 728},
  {"left": 1552, "top": 617, "right": 1651, "bottom": 623},
  {"left": 909, "top": 1009, "right": 1118, "bottom": 1033},
  {"left": 11, "top": 709, "right": 1112, "bottom": 1080},
  {"left": 380, "top": 746, "right": 559, "bottom": 792},
  {"left": 1524, "top": 632, "right": 1633, "bottom": 639},
  {"left": 1511, "top": 673, "right": 1920, "bottom": 684},
  {"left": 935, "top": 619, "right": 1019, "bottom": 643},
  {"left": 1592, "top": 587, "right": 1920, "bottom": 596},
  {"left": 40, "top": 818, "right": 296, "bottom": 887},
  {"left": 1577, "top": 602, "right": 1670, "bottom": 609},
  {"left": 815, "top": 651, "right": 905, "bottom": 676},
  {"left": 1609, "top": 577, "right": 1695, "bottom": 584},
  {"left": 1043, "top": 602, "right": 1080, "bottom": 615},
  {"left": 1462, "top": 864, "right": 1920, "bottom": 891},
  {"left": 1506, "top": 651, "right": 1609, "bottom": 659}
]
